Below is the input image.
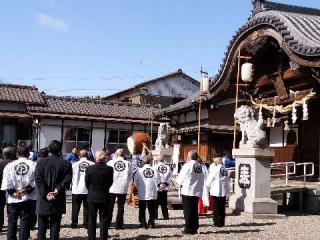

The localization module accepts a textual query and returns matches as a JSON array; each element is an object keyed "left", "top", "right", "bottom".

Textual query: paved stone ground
[{"left": 1, "top": 202, "right": 320, "bottom": 240}]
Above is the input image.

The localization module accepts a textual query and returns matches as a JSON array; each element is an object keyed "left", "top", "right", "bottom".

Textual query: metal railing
[
  {"left": 227, "top": 167, "right": 236, "bottom": 193},
  {"left": 271, "top": 161, "right": 296, "bottom": 186},
  {"left": 271, "top": 161, "right": 314, "bottom": 186},
  {"left": 295, "top": 162, "right": 315, "bottom": 187},
  {"left": 174, "top": 162, "right": 315, "bottom": 198},
  {"left": 227, "top": 162, "right": 315, "bottom": 190}
]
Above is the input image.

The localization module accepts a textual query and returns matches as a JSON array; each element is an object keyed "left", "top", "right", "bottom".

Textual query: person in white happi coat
[
  {"left": 176, "top": 150, "right": 205, "bottom": 235},
  {"left": 206, "top": 156, "right": 230, "bottom": 227},
  {"left": 71, "top": 149, "right": 94, "bottom": 229},
  {"left": 154, "top": 155, "right": 172, "bottom": 220},
  {"left": 134, "top": 153, "right": 159, "bottom": 229},
  {"left": 1, "top": 146, "right": 37, "bottom": 240},
  {"left": 107, "top": 148, "right": 132, "bottom": 229}
]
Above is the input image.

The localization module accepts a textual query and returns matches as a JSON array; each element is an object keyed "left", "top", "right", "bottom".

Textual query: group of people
[{"left": 0, "top": 140, "right": 232, "bottom": 239}]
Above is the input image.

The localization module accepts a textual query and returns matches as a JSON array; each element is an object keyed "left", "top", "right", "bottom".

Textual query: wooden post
[
  {"left": 197, "top": 95, "right": 202, "bottom": 153},
  {"left": 233, "top": 50, "right": 252, "bottom": 149},
  {"left": 150, "top": 115, "right": 154, "bottom": 151},
  {"left": 233, "top": 49, "right": 241, "bottom": 149}
]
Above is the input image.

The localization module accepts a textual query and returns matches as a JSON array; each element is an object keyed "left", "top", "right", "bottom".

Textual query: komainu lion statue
[
  {"left": 155, "top": 123, "right": 171, "bottom": 151},
  {"left": 234, "top": 105, "right": 267, "bottom": 149}
]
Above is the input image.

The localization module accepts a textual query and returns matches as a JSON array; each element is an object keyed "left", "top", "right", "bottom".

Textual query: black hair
[
  {"left": 82, "top": 142, "right": 90, "bottom": 150},
  {"left": 39, "top": 147, "right": 50, "bottom": 158},
  {"left": 3, "top": 147, "right": 15, "bottom": 160},
  {"left": 17, "top": 146, "right": 30, "bottom": 158},
  {"left": 48, "top": 140, "right": 62, "bottom": 155},
  {"left": 189, "top": 150, "right": 198, "bottom": 160}
]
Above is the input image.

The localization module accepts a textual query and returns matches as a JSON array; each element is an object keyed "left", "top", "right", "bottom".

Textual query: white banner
[{"left": 172, "top": 144, "right": 180, "bottom": 175}]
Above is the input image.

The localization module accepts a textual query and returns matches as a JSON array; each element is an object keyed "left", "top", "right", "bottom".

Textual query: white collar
[
  {"left": 18, "top": 157, "right": 27, "bottom": 161},
  {"left": 80, "top": 157, "right": 88, "bottom": 161}
]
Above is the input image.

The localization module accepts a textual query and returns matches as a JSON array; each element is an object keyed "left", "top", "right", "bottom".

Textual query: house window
[
  {"left": 105, "top": 129, "right": 132, "bottom": 154},
  {"left": 119, "top": 130, "right": 131, "bottom": 144},
  {"left": 63, "top": 127, "right": 91, "bottom": 153}
]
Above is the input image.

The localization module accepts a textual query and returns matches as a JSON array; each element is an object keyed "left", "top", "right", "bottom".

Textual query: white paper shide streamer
[
  {"left": 292, "top": 101, "right": 297, "bottom": 124},
  {"left": 258, "top": 104, "right": 263, "bottom": 123},
  {"left": 302, "top": 98, "right": 309, "bottom": 121},
  {"left": 272, "top": 107, "right": 276, "bottom": 127}
]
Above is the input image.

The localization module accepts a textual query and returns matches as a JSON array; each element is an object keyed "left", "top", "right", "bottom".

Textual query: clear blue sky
[{"left": 0, "top": 0, "right": 319, "bottom": 96}]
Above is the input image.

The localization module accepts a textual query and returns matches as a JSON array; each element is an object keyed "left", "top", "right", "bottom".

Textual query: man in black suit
[
  {"left": 85, "top": 150, "right": 113, "bottom": 240},
  {"left": 35, "top": 140, "right": 72, "bottom": 240}
]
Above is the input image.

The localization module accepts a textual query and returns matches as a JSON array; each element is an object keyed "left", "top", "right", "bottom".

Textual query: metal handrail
[
  {"left": 228, "top": 162, "right": 315, "bottom": 188},
  {"left": 294, "top": 162, "right": 315, "bottom": 187},
  {"left": 227, "top": 167, "right": 236, "bottom": 193},
  {"left": 271, "top": 161, "right": 296, "bottom": 186}
]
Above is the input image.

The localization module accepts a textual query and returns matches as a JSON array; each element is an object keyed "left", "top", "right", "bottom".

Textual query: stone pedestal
[
  {"left": 229, "top": 148, "right": 278, "bottom": 216},
  {"left": 151, "top": 148, "right": 173, "bottom": 164}
]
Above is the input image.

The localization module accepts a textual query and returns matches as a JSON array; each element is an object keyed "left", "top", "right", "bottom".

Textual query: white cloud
[{"left": 35, "top": 13, "right": 69, "bottom": 32}]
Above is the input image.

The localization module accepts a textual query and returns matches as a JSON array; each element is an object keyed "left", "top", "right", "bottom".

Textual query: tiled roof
[
  {"left": 156, "top": 93, "right": 199, "bottom": 116},
  {"left": 0, "top": 84, "right": 45, "bottom": 104},
  {"left": 249, "top": 0, "right": 320, "bottom": 56},
  {"left": 27, "top": 96, "right": 160, "bottom": 121}
]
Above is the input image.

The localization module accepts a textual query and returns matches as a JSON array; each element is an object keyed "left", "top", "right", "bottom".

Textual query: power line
[
  {"left": 0, "top": 72, "right": 162, "bottom": 83},
  {"left": 46, "top": 88, "right": 122, "bottom": 93}
]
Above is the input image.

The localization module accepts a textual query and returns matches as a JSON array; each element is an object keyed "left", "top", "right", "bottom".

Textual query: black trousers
[
  {"left": 107, "top": 193, "right": 126, "bottom": 228},
  {"left": 72, "top": 194, "right": 88, "bottom": 226},
  {"left": 88, "top": 202, "right": 109, "bottom": 240},
  {"left": 37, "top": 214, "right": 62, "bottom": 240},
  {"left": 212, "top": 196, "right": 226, "bottom": 227},
  {"left": 157, "top": 191, "right": 169, "bottom": 219},
  {"left": 0, "top": 190, "right": 6, "bottom": 231},
  {"left": 182, "top": 195, "right": 199, "bottom": 233},
  {"left": 138, "top": 200, "right": 157, "bottom": 225},
  {"left": 30, "top": 200, "right": 37, "bottom": 229},
  {"left": 7, "top": 200, "right": 33, "bottom": 240}
]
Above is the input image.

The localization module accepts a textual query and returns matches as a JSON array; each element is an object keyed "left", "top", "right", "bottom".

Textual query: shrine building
[{"left": 157, "top": 0, "right": 320, "bottom": 178}]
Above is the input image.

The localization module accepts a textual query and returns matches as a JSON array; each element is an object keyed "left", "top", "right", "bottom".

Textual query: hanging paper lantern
[
  {"left": 200, "top": 74, "right": 210, "bottom": 93},
  {"left": 302, "top": 98, "right": 309, "bottom": 121},
  {"left": 241, "top": 62, "right": 254, "bottom": 82},
  {"left": 292, "top": 102, "right": 297, "bottom": 124}
]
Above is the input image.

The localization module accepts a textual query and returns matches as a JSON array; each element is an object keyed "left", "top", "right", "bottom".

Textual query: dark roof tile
[
  {"left": 0, "top": 84, "right": 44, "bottom": 104},
  {"left": 28, "top": 96, "right": 160, "bottom": 120}
]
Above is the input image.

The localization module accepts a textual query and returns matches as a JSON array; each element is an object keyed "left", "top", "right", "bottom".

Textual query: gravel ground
[{"left": 1, "top": 202, "right": 320, "bottom": 240}]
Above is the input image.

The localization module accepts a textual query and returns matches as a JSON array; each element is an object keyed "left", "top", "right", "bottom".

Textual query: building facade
[
  {"left": 0, "top": 84, "right": 160, "bottom": 155},
  {"left": 104, "top": 69, "right": 200, "bottom": 107}
]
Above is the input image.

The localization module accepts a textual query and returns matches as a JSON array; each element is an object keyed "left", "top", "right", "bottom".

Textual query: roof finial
[
  {"left": 252, "top": 0, "right": 265, "bottom": 5},
  {"left": 251, "top": 0, "right": 266, "bottom": 16}
]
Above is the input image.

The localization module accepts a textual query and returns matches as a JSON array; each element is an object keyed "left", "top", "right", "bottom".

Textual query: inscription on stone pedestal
[{"left": 238, "top": 164, "right": 251, "bottom": 189}]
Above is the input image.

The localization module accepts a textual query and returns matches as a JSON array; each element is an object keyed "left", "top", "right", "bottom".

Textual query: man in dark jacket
[
  {"left": 85, "top": 150, "right": 113, "bottom": 240},
  {"left": 0, "top": 147, "right": 15, "bottom": 232},
  {"left": 35, "top": 140, "right": 72, "bottom": 240}
]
